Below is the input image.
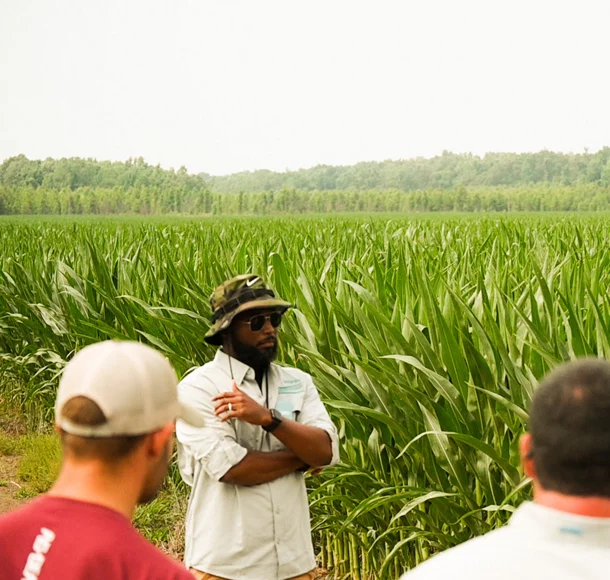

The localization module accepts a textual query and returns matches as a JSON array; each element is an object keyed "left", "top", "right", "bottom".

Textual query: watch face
[{"left": 271, "top": 409, "right": 283, "bottom": 422}]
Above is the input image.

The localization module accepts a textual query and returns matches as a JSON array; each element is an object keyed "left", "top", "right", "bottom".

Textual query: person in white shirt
[
  {"left": 401, "top": 357, "right": 610, "bottom": 580},
  {"left": 176, "top": 274, "right": 340, "bottom": 580}
]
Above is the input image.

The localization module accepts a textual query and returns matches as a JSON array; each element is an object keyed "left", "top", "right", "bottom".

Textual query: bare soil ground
[
  {"left": 0, "top": 454, "right": 27, "bottom": 514},
  {"left": 0, "top": 397, "right": 30, "bottom": 515}
]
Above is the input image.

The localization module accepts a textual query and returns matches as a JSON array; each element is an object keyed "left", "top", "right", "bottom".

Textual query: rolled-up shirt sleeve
[
  {"left": 176, "top": 376, "right": 248, "bottom": 483},
  {"left": 296, "top": 372, "right": 340, "bottom": 467}
]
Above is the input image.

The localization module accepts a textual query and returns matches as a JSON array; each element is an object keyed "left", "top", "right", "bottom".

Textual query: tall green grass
[{"left": 2, "top": 213, "right": 609, "bottom": 578}]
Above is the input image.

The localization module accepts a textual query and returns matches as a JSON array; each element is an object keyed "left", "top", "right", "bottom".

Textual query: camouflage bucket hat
[{"left": 204, "top": 274, "right": 293, "bottom": 345}]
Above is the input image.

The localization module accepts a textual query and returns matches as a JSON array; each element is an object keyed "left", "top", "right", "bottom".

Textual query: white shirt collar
[
  {"left": 213, "top": 349, "right": 279, "bottom": 387},
  {"left": 213, "top": 349, "right": 252, "bottom": 385},
  {"left": 511, "top": 501, "right": 610, "bottom": 548}
]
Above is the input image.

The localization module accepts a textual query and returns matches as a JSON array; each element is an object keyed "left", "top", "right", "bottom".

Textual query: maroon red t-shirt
[{"left": 0, "top": 496, "right": 194, "bottom": 580}]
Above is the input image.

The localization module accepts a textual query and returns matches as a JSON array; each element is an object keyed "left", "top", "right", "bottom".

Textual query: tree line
[
  {"left": 1, "top": 153, "right": 610, "bottom": 215},
  {"left": 0, "top": 155, "right": 205, "bottom": 192},
  {"left": 203, "top": 149, "right": 610, "bottom": 192},
  {"left": 0, "top": 155, "right": 212, "bottom": 215},
  {"left": 2, "top": 183, "right": 610, "bottom": 215}
]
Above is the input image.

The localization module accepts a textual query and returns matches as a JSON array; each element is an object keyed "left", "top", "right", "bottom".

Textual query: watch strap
[{"left": 262, "top": 409, "right": 283, "bottom": 433}]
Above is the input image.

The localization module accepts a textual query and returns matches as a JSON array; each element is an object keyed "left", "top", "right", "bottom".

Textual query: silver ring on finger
[{"left": 228, "top": 403, "right": 233, "bottom": 412}]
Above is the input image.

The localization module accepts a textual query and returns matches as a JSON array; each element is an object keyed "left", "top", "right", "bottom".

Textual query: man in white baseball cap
[{"left": 0, "top": 340, "right": 203, "bottom": 580}]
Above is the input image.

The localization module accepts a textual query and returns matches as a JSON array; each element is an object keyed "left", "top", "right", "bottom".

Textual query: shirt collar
[
  {"left": 213, "top": 349, "right": 255, "bottom": 386},
  {"left": 510, "top": 501, "right": 610, "bottom": 548}
]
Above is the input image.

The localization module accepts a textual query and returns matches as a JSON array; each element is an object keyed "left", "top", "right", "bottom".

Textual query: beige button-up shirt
[{"left": 176, "top": 350, "right": 340, "bottom": 580}]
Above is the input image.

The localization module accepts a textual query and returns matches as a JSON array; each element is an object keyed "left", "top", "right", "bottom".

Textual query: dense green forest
[
  {"left": 0, "top": 155, "right": 211, "bottom": 215},
  {"left": 203, "top": 148, "right": 610, "bottom": 192},
  {"left": 1, "top": 151, "right": 610, "bottom": 215}
]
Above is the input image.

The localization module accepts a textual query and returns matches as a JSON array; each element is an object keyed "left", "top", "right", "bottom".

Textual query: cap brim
[
  {"left": 177, "top": 401, "right": 205, "bottom": 428},
  {"left": 204, "top": 299, "right": 293, "bottom": 345}
]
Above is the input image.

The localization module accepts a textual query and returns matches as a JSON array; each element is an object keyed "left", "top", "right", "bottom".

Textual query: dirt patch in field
[
  {"left": 0, "top": 399, "right": 30, "bottom": 515},
  {"left": 0, "top": 454, "right": 29, "bottom": 515}
]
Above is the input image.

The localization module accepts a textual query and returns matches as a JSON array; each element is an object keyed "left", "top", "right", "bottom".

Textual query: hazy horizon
[{"left": 2, "top": 1, "right": 609, "bottom": 176}]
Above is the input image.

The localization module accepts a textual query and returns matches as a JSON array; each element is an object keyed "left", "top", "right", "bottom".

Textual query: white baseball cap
[{"left": 55, "top": 340, "right": 204, "bottom": 437}]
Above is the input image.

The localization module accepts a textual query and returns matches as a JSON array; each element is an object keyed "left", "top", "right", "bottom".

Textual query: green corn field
[{"left": 2, "top": 213, "right": 610, "bottom": 578}]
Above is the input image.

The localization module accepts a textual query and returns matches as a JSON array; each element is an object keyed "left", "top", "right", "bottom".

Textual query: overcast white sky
[{"left": 1, "top": 0, "right": 609, "bottom": 176}]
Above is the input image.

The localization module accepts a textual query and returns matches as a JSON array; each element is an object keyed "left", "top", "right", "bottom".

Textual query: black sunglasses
[{"left": 239, "top": 312, "right": 283, "bottom": 332}]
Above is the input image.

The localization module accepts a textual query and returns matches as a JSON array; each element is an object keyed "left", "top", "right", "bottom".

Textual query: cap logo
[{"left": 246, "top": 277, "right": 260, "bottom": 287}]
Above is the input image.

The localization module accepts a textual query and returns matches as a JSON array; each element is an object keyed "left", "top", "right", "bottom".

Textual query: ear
[
  {"left": 146, "top": 423, "right": 175, "bottom": 459},
  {"left": 520, "top": 433, "right": 536, "bottom": 479}
]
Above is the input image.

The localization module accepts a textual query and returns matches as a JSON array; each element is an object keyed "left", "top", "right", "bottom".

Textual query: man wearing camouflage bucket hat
[
  {"left": 204, "top": 274, "right": 294, "bottom": 345},
  {"left": 176, "top": 274, "right": 339, "bottom": 580}
]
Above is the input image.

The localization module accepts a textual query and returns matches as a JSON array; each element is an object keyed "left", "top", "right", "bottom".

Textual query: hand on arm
[
  {"left": 213, "top": 381, "right": 333, "bottom": 468},
  {"left": 213, "top": 380, "right": 272, "bottom": 426}
]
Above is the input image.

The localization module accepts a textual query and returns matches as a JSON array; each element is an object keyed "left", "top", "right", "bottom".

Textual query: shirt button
[
  {"left": 276, "top": 507, "right": 281, "bottom": 514},
  {"left": 276, "top": 538, "right": 281, "bottom": 545}
]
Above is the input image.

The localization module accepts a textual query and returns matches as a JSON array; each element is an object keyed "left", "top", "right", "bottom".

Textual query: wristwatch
[{"left": 262, "top": 409, "right": 283, "bottom": 433}]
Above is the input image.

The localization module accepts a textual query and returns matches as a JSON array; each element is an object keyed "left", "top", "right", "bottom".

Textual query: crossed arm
[
  {"left": 219, "top": 450, "right": 306, "bottom": 486},
  {"left": 214, "top": 381, "right": 334, "bottom": 486}
]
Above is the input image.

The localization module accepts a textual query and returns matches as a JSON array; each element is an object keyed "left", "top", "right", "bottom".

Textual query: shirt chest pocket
[
  {"left": 268, "top": 382, "right": 306, "bottom": 452},
  {"left": 275, "top": 382, "right": 306, "bottom": 421},
  {"left": 268, "top": 384, "right": 304, "bottom": 452}
]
